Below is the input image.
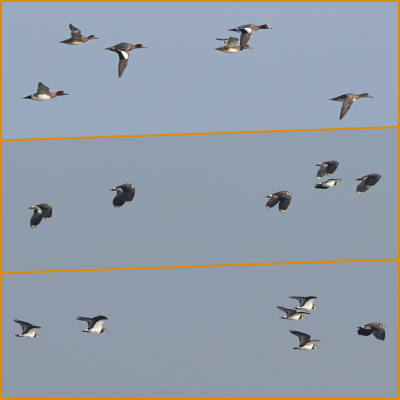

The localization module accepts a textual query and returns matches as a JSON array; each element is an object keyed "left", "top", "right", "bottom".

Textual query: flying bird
[
  {"left": 14, "top": 319, "right": 41, "bottom": 338},
  {"left": 357, "top": 323, "right": 385, "bottom": 341},
  {"left": 76, "top": 315, "right": 108, "bottom": 334},
  {"left": 356, "top": 174, "right": 381, "bottom": 194},
  {"left": 290, "top": 329, "right": 320, "bottom": 350},
  {"left": 276, "top": 306, "right": 309, "bottom": 320},
  {"left": 23, "top": 82, "right": 68, "bottom": 101},
  {"left": 330, "top": 93, "right": 373, "bottom": 119},
  {"left": 59, "top": 23, "right": 98, "bottom": 45},
  {"left": 265, "top": 191, "right": 292, "bottom": 213},
  {"left": 228, "top": 23, "right": 271, "bottom": 50},
  {"left": 215, "top": 37, "right": 252, "bottom": 52},
  {"left": 315, "top": 178, "right": 342, "bottom": 189},
  {"left": 28, "top": 203, "right": 52, "bottom": 228},
  {"left": 105, "top": 42, "right": 146, "bottom": 77},
  {"left": 289, "top": 296, "right": 318, "bottom": 311},
  {"left": 315, "top": 161, "right": 339, "bottom": 179},
  {"left": 110, "top": 183, "right": 135, "bottom": 208}
]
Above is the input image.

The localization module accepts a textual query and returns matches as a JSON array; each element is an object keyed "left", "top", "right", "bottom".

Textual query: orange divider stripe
[
  {"left": 2, "top": 125, "right": 398, "bottom": 142},
  {"left": 3, "top": 258, "right": 397, "bottom": 275}
]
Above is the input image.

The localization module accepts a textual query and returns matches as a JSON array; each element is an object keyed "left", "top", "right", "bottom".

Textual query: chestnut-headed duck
[
  {"left": 59, "top": 23, "right": 98, "bottom": 45},
  {"left": 330, "top": 93, "right": 373, "bottom": 119},
  {"left": 105, "top": 42, "right": 147, "bottom": 77},
  {"left": 215, "top": 37, "right": 252, "bottom": 53},
  {"left": 228, "top": 23, "right": 271, "bottom": 50},
  {"left": 23, "top": 83, "right": 68, "bottom": 101}
]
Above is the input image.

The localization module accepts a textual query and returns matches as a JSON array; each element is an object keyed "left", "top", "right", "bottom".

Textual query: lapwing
[
  {"left": 289, "top": 295, "right": 318, "bottom": 311},
  {"left": 315, "top": 161, "right": 339, "bottom": 179},
  {"left": 290, "top": 329, "right": 320, "bottom": 350},
  {"left": 76, "top": 315, "right": 108, "bottom": 334},
  {"left": 14, "top": 319, "right": 41, "bottom": 338},
  {"left": 357, "top": 323, "right": 385, "bottom": 341},
  {"left": 228, "top": 23, "right": 272, "bottom": 50},
  {"left": 276, "top": 306, "right": 309, "bottom": 320},
  {"left": 356, "top": 174, "right": 381, "bottom": 194},
  {"left": 315, "top": 178, "right": 342, "bottom": 189},
  {"left": 110, "top": 183, "right": 135, "bottom": 208},
  {"left": 28, "top": 203, "right": 52, "bottom": 228},
  {"left": 266, "top": 191, "right": 292, "bottom": 213},
  {"left": 330, "top": 93, "right": 373, "bottom": 119}
]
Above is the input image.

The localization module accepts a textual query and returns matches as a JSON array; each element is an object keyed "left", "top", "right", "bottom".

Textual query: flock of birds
[
  {"left": 276, "top": 296, "right": 385, "bottom": 350},
  {"left": 27, "top": 162, "right": 381, "bottom": 227},
  {"left": 21, "top": 23, "right": 373, "bottom": 120},
  {"left": 13, "top": 296, "right": 385, "bottom": 345},
  {"left": 266, "top": 161, "right": 381, "bottom": 213}
]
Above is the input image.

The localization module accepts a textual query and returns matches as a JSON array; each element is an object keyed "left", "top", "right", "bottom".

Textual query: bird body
[
  {"left": 330, "top": 93, "right": 373, "bottom": 119},
  {"left": 77, "top": 315, "right": 108, "bottom": 334},
  {"left": 266, "top": 191, "right": 292, "bottom": 213},
  {"left": 59, "top": 23, "right": 98, "bottom": 45},
  {"left": 290, "top": 329, "right": 320, "bottom": 350},
  {"left": 228, "top": 23, "right": 271, "bottom": 50},
  {"left": 357, "top": 323, "right": 385, "bottom": 341},
  {"left": 315, "top": 178, "right": 342, "bottom": 189},
  {"left": 276, "top": 306, "right": 309, "bottom": 320},
  {"left": 110, "top": 183, "right": 135, "bottom": 208},
  {"left": 14, "top": 319, "right": 41, "bottom": 338},
  {"left": 356, "top": 174, "right": 381, "bottom": 194},
  {"left": 289, "top": 295, "right": 318, "bottom": 311},
  {"left": 23, "top": 82, "right": 68, "bottom": 101},
  {"left": 28, "top": 203, "right": 52, "bottom": 228},
  {"left": 105, "top": 42, "right": 146, "bottom": 77},
  {"left": 215, "top": 37, "right": 252, "bottom": 52},
  {"left": 315, "top": 161, "right": 339, "bottom": 179}
]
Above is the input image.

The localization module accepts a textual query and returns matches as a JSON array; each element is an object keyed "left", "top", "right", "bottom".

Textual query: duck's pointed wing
[
  {"left": 69, "top": 24, "right": 82, "bottom": 39},
  {"left": 340, "top": 97, "right": 353, "bottom": 119},
  {"left": 116, "top": 49, "right": 130, "bottom": 78},
  {"left": 37, "top": 82, "right": 50, "bottom": 94}
]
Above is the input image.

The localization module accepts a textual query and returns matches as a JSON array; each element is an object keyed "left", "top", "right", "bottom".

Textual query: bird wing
[
  {"left": 316, "top": 165, "right": 327, "bottom": 179},
  {"left": 289, "top": 295, "right": 304, "bottom": 305},
  {"left": 121, "top": 188, "right": 135, "bottom": 203},
  {"left": 37, "top": 82, "right": 50, "bottom": 94},
  {"left": 278, "top": 195, "right": 291, "bottom": 213},
  {"left": 116, "top": 49, "right": 130, "bottom": 78},
  {"left": 277, "top": 306, "right": 291, "bottom": 315},
  {"left": 290, "top": 330, "right": 311, "bottom": 346},
  {"left": 69, "top": 24, "right": 83, "bottom": 39},
  {"left": 340, "top": 97, "right": 353, "bottom": 119},
  {"left": 113, "top": 193, "right": 126, "bottom": 208},
  {"left": 240, "top": 31, "right": 253, "bottom": 50},
  {"left": 30, "top": 211, "right": 43, "bottom": 228},
  {"left": 266, "top": 197, "right": 279, "bottom": 210},
  {"left": 357, "top": 327, "right": 373, "bottom": 336},
  {"left": 326, "top": 161, "right": 339, "bottom": 175},
  {"left": 76, "top": 316, "right": 93, "bottom": 328},
  {"left": 356, "top": 180, "right": 368, "bottom": 194},
  {"left": 40, "top": 204, "right": 52, "bottom": 220},
  {"left": 89, "top": 315, "right": 108, "bottom": 330},
  {"left": 371, "top": 326, "right": 385, "bottom": 341},
  {"left": 225, "top": 37, "right": 239, "bottom": 47}
]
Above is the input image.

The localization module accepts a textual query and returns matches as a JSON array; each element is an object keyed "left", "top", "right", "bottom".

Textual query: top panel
[{"left": 2, "top": 2, "right": 398, "bottom": 140}]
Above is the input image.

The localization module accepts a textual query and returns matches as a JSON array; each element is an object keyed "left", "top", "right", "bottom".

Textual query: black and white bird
[
  {"left": 329, "top": 93, "right": 373, "bottom": 119},
  {"left": 357, "top": 323, "right": 385, "bottom": 341},
  {"left": 76, "top": 315, "right": 108, "bottom": 334},
  {"left": 289, "top": 295, "right": 318, "bottom": 311},
  {"left": 110, "top": 183, "right": 135, "bottom": 208},
  {"left": 266, "top": 191, "right": 292, "bottom": 213},
  {"left": 290, "top": 329, "right": 320, "bottom": 350},
  {"left": 14, "top": 319, "right": 41, "bottom": 338},
  {"left": 315, "top": 161, "right": 339, "bottom": 179},
  {"left": 276, "top": 306, "right": 309, "bottom": 320},
  {"left": 28, "top": 203, "right": 52, "bottom": 228},
  {"left": 356, "top": 174, "right": 381, "bottom": 194},
  {"left": 315, "top": 178, "right": 342, "bottom": 189}
]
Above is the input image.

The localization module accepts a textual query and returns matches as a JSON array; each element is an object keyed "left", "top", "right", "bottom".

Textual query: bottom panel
[{"left": 2, "top": 261, "right": 397, "bottom": 398}]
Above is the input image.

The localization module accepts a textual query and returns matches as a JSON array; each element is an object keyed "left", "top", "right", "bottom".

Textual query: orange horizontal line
[
  {"left": 3, "top": 258, "right": 397, "bottom": 275},
  {"left": 2, "top": 126, "right": 397, "bottom": 142}
]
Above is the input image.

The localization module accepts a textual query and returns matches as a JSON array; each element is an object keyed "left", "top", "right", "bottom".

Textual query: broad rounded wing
[
  {"left": 316, "top": 165, "right": 327, "bottom": 179},
  {"left": 372, "top": 327, "right": 385, "bottom": 341},
  {"left": 113, "top": 194, "right": 126, "bottom": 208},
  {"left": 278, "top": 196, "right": 291, "bottom": 213},
  {"left": 326, "top": 161, "right": 339, "bottom": 176},
  {"left": 266, "top": 197, "right": 279, "bottom": 210},
  {"left": 356, "top": 181, "right": 368, "bottom": 194},
  {"left": 40, "top": 205, "right": 52, "bottom": 220},
  {"left": 357, "top": 327, "right": 373, "bottom": 336},
  {"left": 30, "top": 211, "right": 43, "bottom": 228}
]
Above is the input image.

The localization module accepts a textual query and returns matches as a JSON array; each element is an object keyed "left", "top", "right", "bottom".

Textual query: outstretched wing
[
  {"left": 290, "top": 329, "right": 311, "bottom": 346},
  {"left": 69, "top": 24, "right": 82, "bottom": 39}
]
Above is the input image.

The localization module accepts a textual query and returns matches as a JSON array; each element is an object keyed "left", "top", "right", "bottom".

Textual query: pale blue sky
[{"left": 2, "top": 1, "right": 398, "bottom": 398}]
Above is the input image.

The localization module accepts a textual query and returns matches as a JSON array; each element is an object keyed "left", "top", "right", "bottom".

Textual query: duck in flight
[
  {"left": 228, "top": 23, "right": 272, "bottom": 50},
  {"left": 105, "top": 42, "right": 146, "bottom": 77},
  {"left": 330, "top": 93, "right": 373, "bottom": 119},
  {"left": 59, "top": 24, "right": 98, "bottom": 45},
  {"left": 23, "top": 82, "right": 68, "bottom": 101}
]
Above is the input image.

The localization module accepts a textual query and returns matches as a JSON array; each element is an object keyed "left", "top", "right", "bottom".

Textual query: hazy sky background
[
  {"left": 3, "top": 261, "right": 397, "bottom": 398},
  {"left": 2, "top": 1, "right": 398, "bottom": 398},
  {"left": 2, "top": 128, "right": 397, "bottom": 273},
  {"left": 2, "top": 2, "right": 398, "bottom": 140}
]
